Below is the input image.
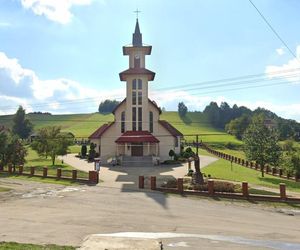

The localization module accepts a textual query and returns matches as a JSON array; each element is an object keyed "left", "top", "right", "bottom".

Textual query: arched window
[
  {"left": 132, "top": 79, "right": 137, "bottom": 90},
  {"left": 138, "top": 79, "right": 142, "bottom": 89},
  {"left": 121, "top": 111, "right": 125, "bottom": 133},
  {"left": 149, "top": 111, "right": 153, "bottom": 133}
]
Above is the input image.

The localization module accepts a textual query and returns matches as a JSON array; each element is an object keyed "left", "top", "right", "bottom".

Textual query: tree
[
  {"left": 169, "top": 149, "right": 175, "bottom": 160},
  {"left": 243, "top": 116, "right": 281, "bottom": 177},
  {"left": 225, "top": 114, "right": 251, "bottom": 140},
  {"left": 31, "top": 126, "right": 73, "bottom": 165},
  {"left": 0, "top": 131, "right": 8, "bottom": 165},
  {"left": 203, "top": 102, "right": 221, "bottom": 127},
  {"left": 81, "top": 144, "right": 87, "bottom": 158},
  {"left": 12, "top": 106, "right": 33, "bottom": 139},
  {"left": 98, "top": 100, "right": 120, "bottom": 114},
  {"left": 88, "top": 143, "right": 96, "bottom": 161},
  {"left": 178, "top": 102, "right": 188, "bottom": 117},
  {"left": 6, "top": 135, "right": 27, "bottom": 169}
]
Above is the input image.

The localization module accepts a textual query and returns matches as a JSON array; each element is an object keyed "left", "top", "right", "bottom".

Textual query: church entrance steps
[{"left": 122, "top": 156, "right": 154, "bottom": 167}]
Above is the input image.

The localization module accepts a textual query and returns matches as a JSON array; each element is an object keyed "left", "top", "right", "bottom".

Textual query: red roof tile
[
  {"left": 89, "top": 122, "right": 114, "bottom": 139},
  {"left": 159, "top": 120, "right": 183, "bottom": 137},
  {"left": 115, "top": 131, "right": 159, "bottom": 143}
]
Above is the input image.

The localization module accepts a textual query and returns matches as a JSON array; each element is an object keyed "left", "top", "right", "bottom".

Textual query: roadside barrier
[
  {"left": 0, "top": 164, "right": 98, "bottom": 184},
  {"left": 138, "top": 176, "right": 300, "bottom": 203}
]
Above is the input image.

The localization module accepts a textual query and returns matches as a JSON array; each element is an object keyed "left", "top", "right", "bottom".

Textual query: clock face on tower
[{"left": 135, "top": 54, "right": 140, "bottom": 59}]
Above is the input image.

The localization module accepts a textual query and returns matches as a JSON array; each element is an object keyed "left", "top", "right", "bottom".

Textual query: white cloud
[
  {"left": 276, "top": 48, "right": 285, "bottom": 56},
  {"left": 0, "top": 22, "right": 11, "bottom": 27},
  {"left": 265, "top": 45, "right": 300, "bottom": 83},
  {"left": 0, "top": 51, "right": 125, "bottom": 114},
  {"left": 20, "top": 0, "right": 93, "bottom": 24}
]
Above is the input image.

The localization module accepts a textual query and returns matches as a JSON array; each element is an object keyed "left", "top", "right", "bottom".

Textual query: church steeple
[{"left": 132, "top": 19, "right": 142, "bottom": 46}]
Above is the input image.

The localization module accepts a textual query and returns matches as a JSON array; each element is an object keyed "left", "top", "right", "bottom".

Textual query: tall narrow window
[
  {"left": 138, "top": 79, "right": 142, "bottom": 89},
  {"left": 138, "top": 107, "right": 142, "bottom": 131},
  {"left": 132, "top": 79, "right": 137, "bottom": 90},
  {"left": 132, "top": 107, "right": 136, "bottom": 131},
  {"left": 121, "top": 111, "right": 125, "bottom": 133},
  {"left": 149, "top": 111, "right": 153, "bottom": 133},
  {"left": 138, "top": 92, "right": 142, "bottom": 105},
  {"left": 132, "top": 91, "right": 136, "bottom": 105},
  {"left": 134, "top": 57, "right": 140, "bottom": 68}
]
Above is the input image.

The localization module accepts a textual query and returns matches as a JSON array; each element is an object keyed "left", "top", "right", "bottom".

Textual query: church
[{"left": 89, "top": 18, "right": 183, "bottom": 166}]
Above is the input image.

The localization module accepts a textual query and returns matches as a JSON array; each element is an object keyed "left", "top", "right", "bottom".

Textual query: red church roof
[
  {"left": 112, "top": 98, "right": 161, "bottom": 115},
  {"left": 159, "top": 120, "right": 183, "bottom": 137},
  {"left": 89, "top": 122, "right": 114, "bottom": 139},
  {"left": 115, "top": 131, "right": 159, "bottom": 143}
]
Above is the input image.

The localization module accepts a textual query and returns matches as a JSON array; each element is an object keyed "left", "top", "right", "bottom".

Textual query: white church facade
[{"left": 89, "top": 19, "right": 183, "bottom": 165}]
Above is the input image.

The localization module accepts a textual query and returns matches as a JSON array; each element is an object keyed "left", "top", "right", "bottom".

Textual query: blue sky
[{"left": 0, "top": 0, "right": 300, "bottom": 121}]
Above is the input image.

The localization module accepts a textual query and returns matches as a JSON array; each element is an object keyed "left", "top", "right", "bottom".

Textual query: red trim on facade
[
  {"left": 115, "top": 131, "right": 159, "bottom": 143},
  {"left": 88, "top": 122, "right": 114, "bottom": 139},
  {"left": 122, "top": 45, "right": 152, "bottom": 55},
  {"left": 119, "top": 68, "right": 155, "bottom": 81},
  {"left": 158, "top": 120, "right": 183, "bottom": 137}
]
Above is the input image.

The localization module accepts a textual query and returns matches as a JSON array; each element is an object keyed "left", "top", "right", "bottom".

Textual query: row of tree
[
  {"left": 0, "top": 106, "right": 75, "bottom": 167},
  {"left": 203, "top": 102, "right": 300, "bottom": 141},
  {"left": 98, "top": 100, "right": 120, "bottom": 114}
]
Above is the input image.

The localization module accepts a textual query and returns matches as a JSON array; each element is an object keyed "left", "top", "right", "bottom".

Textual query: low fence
[
  {"left": 0, "top": 164, "right": 99, "bottom": 184},
  {"left": 200, "top": 143, "right": 299, "bottom": 182},
  {"left": 138, "top": 176, "right": 300, "bottom": 203}
]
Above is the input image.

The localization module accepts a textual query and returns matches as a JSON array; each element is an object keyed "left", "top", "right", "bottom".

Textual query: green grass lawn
[
  {"left": 161, "top": 112, "right": 241, "bottom": 146},
  {"left": 24, "top": 147, "right": 88, "bottom": 179},
  {"left": 68, "top": 144, "right": 81, "bottom": 154},
  {"left": 202, "top": 158, "right": 300, "bottom": 193},
  {"left": 0, "top": 242, "right": 75, "bottom": 250}
]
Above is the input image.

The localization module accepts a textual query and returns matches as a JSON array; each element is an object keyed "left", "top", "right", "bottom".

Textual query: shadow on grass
[
  {"left": 180, "top": 115, "right": 192, "bottom": 125},
  {"left": 258, "top": 177, "right": 300, "bottom": 189}
]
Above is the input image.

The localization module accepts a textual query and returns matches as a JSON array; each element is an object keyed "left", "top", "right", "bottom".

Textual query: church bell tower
[{"left": 119, "top": 18, "right": 155, "bottom": 132}]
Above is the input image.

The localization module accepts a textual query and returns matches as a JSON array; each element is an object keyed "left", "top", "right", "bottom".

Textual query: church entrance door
[{"left": 131, "top": 143, "right": 143, "bottom": 156}]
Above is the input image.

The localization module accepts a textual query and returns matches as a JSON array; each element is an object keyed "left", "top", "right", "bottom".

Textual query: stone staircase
[{"left": 122, "top": 156, "right": 154, "bottom": 167}]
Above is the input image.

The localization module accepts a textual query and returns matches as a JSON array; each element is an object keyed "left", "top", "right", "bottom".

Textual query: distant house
[{"left": 89, "top": 19, "right": 183, "bottom": 165}]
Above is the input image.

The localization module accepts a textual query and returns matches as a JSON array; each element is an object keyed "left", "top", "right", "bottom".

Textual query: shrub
[
  {"left": 161, "top": 179, "right": 177, "bottom": 188},
  {"left": 187, "top": 169, "right": 194, "bottom": 176},
  {"left": 169, "top": 149, "right": 175, "bottom": 159},
  {"left": 162, "top": 160, "right": 181, "bottom": 165},
  {"left": 225, "top": 142, "right": 236, "bottom": 150}
]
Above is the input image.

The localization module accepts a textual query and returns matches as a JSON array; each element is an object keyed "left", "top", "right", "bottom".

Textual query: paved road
[
  {"left": 60, "top": 154, "right": 217, "bottom": 189},
  {"left": 0, "top": 178, "right": 300, "bottom": 249}
]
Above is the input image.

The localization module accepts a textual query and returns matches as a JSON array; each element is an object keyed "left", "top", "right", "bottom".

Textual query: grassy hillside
[{"left": 0, "top": 111, "right": 240, "bottom": 145}]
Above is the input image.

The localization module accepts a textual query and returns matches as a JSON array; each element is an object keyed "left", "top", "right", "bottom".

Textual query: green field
[
  {"left": 202, "top": 158, "right": 300, "bottom": 193},
  {"left": 0, "top": 111, "right": 240, "bottom": 146},
  {"left": 0, "top": 242, "right": 75, "bottom": 250}
]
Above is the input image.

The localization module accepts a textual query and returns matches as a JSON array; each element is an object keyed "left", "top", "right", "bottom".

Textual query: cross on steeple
[{"left": 134, "top": 8, "right": 141, "bottom": 19}]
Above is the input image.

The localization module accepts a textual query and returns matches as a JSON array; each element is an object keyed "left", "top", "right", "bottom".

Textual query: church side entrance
[{"left": 131, "top": 143, "right": 143, "bottom": 156}]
